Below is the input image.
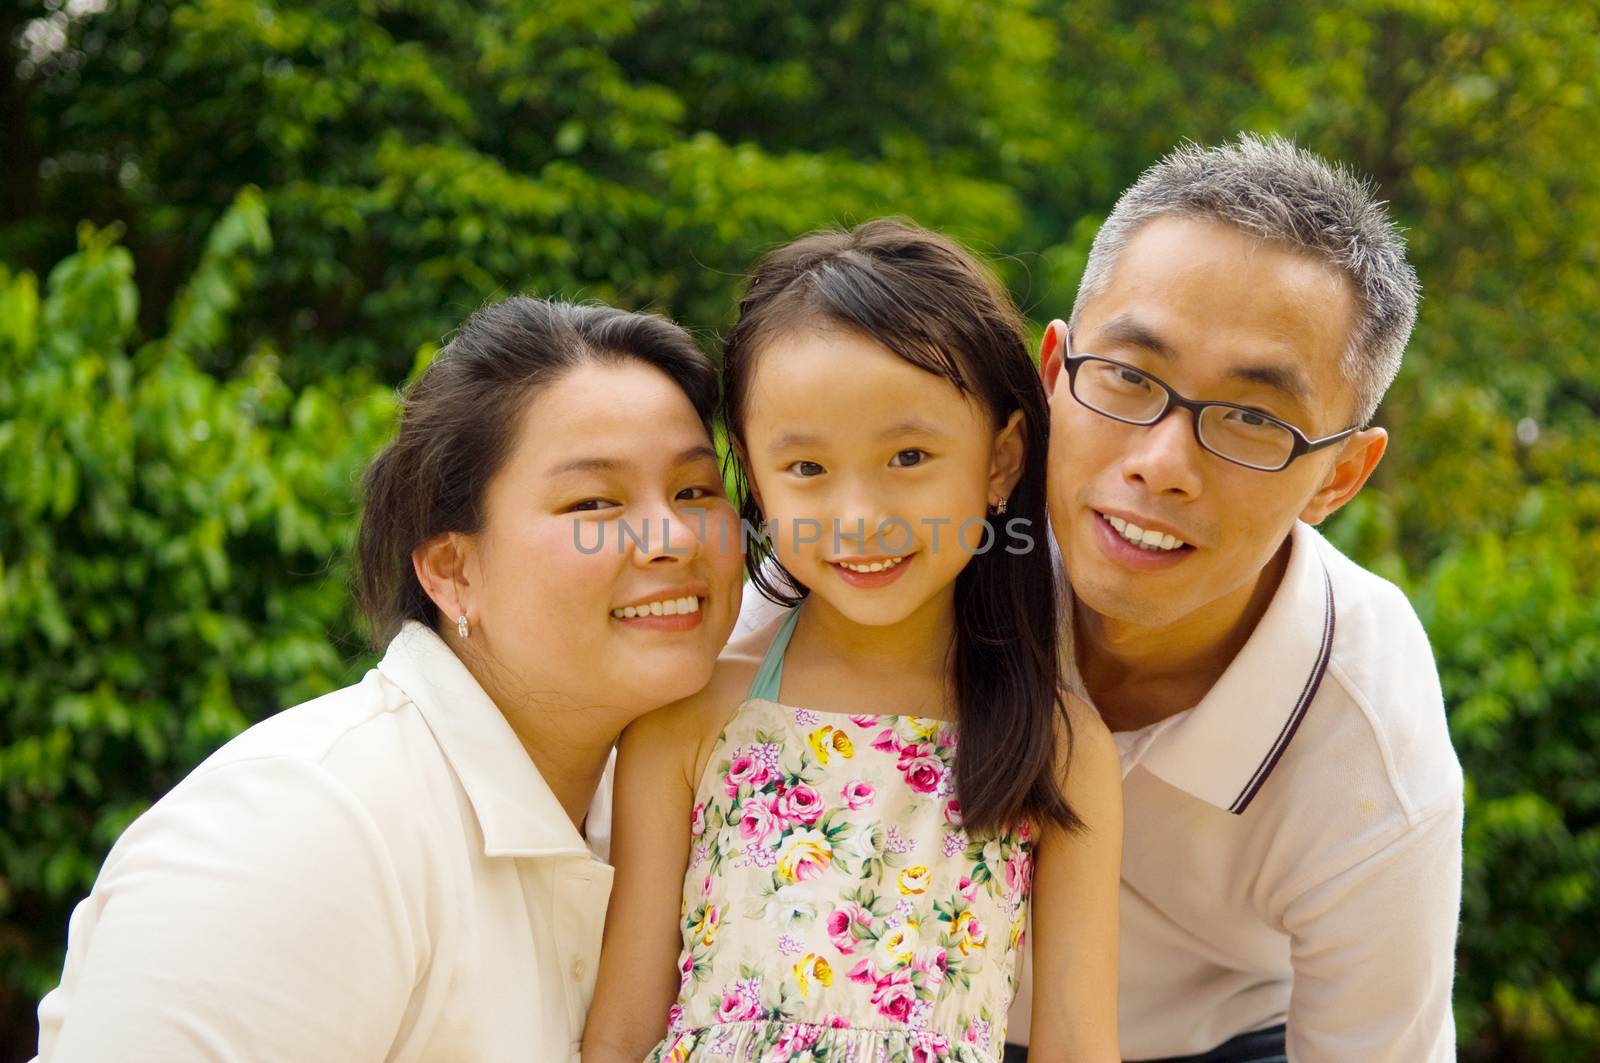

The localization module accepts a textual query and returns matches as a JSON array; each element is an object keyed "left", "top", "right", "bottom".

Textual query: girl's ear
[{"left": 988, "top": 408, "right": 1027, "bottom": 504}]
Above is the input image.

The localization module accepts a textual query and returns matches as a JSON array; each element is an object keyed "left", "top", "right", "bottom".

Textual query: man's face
[{"left": 1044, "top": 216, "right": 1366, "bottom": 632}]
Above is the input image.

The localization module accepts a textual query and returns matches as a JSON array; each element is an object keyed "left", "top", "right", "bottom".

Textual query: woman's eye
[
  {"left": 788, "top": 460, "right": 826, "bottom": 478},
  {"left": 568, "top": 498, "right": 620, "bottom": 513},
  {"left": 676, "top": 485, "right": 720, "bottom": 502},
  {"left": 889, "top": 449, "right": 928, "bottom": 467}
]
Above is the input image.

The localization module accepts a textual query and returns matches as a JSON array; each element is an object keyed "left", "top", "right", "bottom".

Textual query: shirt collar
[
  {"left": 377, "top": 621, "right": 597, "bottom": 859},
  {"left": 1135, "top": 520, "right": 1337, "bottom": 815}
]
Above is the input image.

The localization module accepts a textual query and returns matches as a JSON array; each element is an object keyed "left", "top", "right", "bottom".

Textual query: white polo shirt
[
  {"left": 36, "top": 621, "right": 613, "bottom": 1063},
  {"left": 1010, "top": 520, "right": 1465, "bottom": 1061}
]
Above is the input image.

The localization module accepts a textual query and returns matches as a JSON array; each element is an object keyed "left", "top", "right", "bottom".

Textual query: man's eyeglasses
[{"left": 1062, "top": 344, "right": 1358, "bottom": 472}]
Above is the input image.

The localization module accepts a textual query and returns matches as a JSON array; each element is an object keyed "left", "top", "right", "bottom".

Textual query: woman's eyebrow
[{"left": 549, "top": 444, "right": 718, "bottom": 477}]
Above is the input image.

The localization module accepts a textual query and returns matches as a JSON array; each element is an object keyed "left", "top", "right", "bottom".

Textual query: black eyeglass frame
[{"left": 1062, "top": 348, "right": 1360, "bottom": 472}]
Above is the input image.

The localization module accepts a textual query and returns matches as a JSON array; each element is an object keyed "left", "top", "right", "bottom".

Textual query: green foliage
[
  {"left": 2, "top": 0, "right": 1597, "bottom": 1058},
  {"left": 0, "top": 192, "right": 396, "bottom": 1038}
]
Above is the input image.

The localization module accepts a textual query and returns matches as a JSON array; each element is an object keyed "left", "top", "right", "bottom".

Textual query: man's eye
[
  {"left": 569, "top": 498, "right": 620, "bottom": 513},
  {"left": 788, "top": 461, "right": 826, "bottom": 477},
  {"left": 1224, "top": 408, "right": 1275, "bottom": 430},
  {"left": 1117, "top": 368, "right": 1151, "bottom": 388},
  {"left": 889, "top": 449, "right": 928, "bottom": 467}
]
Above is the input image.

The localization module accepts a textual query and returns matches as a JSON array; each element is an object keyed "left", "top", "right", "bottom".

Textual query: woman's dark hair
[
  {"left": 356, "top": 296, "right": 716, "bottom": 649},
  {"left": 723, "top": 218, "right": 1078, "bottom": 835}
]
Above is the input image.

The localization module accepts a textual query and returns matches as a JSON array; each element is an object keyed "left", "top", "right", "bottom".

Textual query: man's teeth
[
  {"left": 611, "top": 596, "right": 701, "bottom": 619},
  {"left": 1104, "top": 513, "right": 1186, "bottom": 552},
  {"left": 837, "top": 556, "right": 906, "bottom": 574}
]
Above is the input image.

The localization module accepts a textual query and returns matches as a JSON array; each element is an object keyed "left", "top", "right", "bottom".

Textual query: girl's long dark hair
[{"left": 722, "top": 219, "right": 1079, "bottom": 835}]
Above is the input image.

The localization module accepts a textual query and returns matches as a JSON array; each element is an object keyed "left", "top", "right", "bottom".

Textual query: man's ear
[
  {"left": 989, "top": 408, "right": 1028, "bottom": 503},
  {"left": 412, "top": 532, "right": 471, "bottom": 625},
  {"left": 1300, "top": 427, "right": 1388, "bottom": 525},
  {"left": 1039, "top": 319, "right": 1069, "bottom": 396}
]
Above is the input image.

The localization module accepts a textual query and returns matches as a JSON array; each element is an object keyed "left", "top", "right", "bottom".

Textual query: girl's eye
[
  {"left": 889, "top": 449, "right": 928, "bottom": 468},
  {"left": 676, "top": 485, "right": 720, "bottom": 502},
  {"left": 568, "top": 498, "right": 620, "bottom": 513},
  {"left": 788, "top": 461, "right": 826, "bottom": 478}
]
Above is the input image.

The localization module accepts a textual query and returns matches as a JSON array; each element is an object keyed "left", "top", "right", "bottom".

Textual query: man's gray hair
[{"left": 1070, "top": 134, "right": 1420, "bottom": 425}]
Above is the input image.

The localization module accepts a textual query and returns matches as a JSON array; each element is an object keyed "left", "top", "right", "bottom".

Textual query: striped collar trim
[{"left": 1137, "top": 522, "right": 1338, "bottom": 815}]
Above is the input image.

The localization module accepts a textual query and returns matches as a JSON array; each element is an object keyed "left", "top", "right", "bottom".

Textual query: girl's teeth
[
  {"left": 611, "top": 596, "right": 702, "bottom": 620},
  {"left": 839, "top": 557, "right": 904, "bottom": 574}
]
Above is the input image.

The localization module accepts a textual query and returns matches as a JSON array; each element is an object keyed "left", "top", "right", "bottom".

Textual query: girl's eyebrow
[
  {"left": 878, "top": 418, "right": 949, "bottom": 439},
  {"left": 766, "top": 420, "right": 949, "bottom": 452}
]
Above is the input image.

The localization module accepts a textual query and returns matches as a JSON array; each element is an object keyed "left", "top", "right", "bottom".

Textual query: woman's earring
[
  {"left": 990, "top": 497, "right": 1008, "bottom": 516},
  {"left": 457, "top": 614, "right": 470, "bottom": 639}
]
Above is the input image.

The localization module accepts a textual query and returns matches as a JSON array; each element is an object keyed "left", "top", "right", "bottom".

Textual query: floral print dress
[{"left": 646, "top": 607, "right": 1033, "bottom": 1063}]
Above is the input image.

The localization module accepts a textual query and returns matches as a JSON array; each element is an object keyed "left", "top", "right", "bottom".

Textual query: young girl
[{"left": 583, "top": 220, "right": 1121, "bottom": 1062}]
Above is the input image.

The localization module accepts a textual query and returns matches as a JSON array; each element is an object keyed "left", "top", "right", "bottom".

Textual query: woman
[{"left": 34, "top": 297, "right": 745, "bottom": 1062}]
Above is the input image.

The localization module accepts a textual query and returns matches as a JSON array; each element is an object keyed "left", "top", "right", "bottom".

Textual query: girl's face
[
  {"left": 461, "top": 361, "right": 745, "bottom": 718},
  {"left": 741, "top": 326, "right": 1025, "bottom": 628}
]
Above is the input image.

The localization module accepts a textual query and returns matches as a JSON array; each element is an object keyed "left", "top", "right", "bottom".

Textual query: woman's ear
[
  {"left": 988, "top": 408, "right": 1028, "bottom": 504},
  {"left": 412, "top": 532, "right": 471, "bottom": 626}
]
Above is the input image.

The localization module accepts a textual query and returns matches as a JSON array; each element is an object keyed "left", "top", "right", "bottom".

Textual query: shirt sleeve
[
  {"left": 1282, "top": 799, "right": 1464, "bottom": 1063},
  {"left": 36, "top": 756, "right": 420, "bottom": 1063}
]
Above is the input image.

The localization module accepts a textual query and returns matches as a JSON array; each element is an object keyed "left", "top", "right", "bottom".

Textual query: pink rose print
[
  {"left": 738, "top": 795, "right": 782, "bottom": 847},
  {"left": 826, "top": 902, "right": 872, "bottom": 954},
  {"left": 913, "top": 946, "right": 949, "bottom": 988},
  {"left": 716, "top": 980, "right": 764, "bottom": 1023},
  {"left": 689, "top": 801, "right": 706, "bottom": 836},
  {"left": 776, "top": 784, "right": 823, "bottom": 826},
  {"left": 667, "top": 1002, "right": 685, "bottom": 1034},
  {"left": 847, "top": 958, "right": 876, "bottom": 986},
  {"left": 900, "top": 750, "right": 944, "bottom": 794},
  {"left": 958, "top": 875, "right": 979, "bottom": 901},
  {"left": 772, "top": 1025, "right": 822, "bottom": 1054},
  {"left": 726, "top": 751, "right": 775, "bottom": 797},
  {"left": 870, "top": 970, "right": 916, "bottom": 1023},
  {"left": 871, "top": 728, "right": 900, "bottom": 754},
  {"left": 849, "top": 714, "right": 878, "bottom": 728},
  {"left": 1005, "top": 850, "right": 1033, "bottom": 898},
  {"left": 842, "top": 780, "right": 876, "bottom": 810},
  {"left": 678, "top": 949, "right": 695, "bottom": 988},
  {"left": 944, "top": 799, "right": 963, "bottom": 826}
]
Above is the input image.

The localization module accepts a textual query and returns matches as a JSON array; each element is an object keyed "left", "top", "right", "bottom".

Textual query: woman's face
[{"left": 461, "top": 360, "right": 744, "bottom": 719}]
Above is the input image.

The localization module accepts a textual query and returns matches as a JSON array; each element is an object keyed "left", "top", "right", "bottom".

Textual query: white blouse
[{"left": 36, "top": 621, "right": 614, "bottom": 1063}]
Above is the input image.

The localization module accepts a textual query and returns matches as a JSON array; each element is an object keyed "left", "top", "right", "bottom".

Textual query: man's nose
[{"left": 1120, "top": 408, "right": 1205, "bottom": 499}]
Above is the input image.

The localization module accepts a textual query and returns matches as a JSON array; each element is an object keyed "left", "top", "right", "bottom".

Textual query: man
[{"left": 1007, "top": 135, "right": 1463, "bottom": 1061}]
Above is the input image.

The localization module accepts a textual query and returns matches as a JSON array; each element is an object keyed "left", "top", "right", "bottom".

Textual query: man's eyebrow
[
  {"left": 1096, "top": 314, "right": 1174, "bottom": 359},
  {"left": 548, "top": 445, "right": 718, "bottom": 476},
  {"left": 1228, "top": 363, "right": 1313, "bottom": 405},
  {"left": 1095, "top": 314, "right": 1312, "bottom": 404}
]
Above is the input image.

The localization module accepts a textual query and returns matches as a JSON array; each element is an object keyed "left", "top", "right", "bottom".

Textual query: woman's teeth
[
  {"left": 836, "top": 556, "right": 906, "bottom": 574},
  {"left": 611, "top": 596, "right": 701, "bottom": 619},
  {"left": 1104, "top": 513, "right": 1187, "bottom": 552}
]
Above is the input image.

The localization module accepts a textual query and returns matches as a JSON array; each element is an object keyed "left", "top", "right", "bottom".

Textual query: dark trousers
[{"left": 1003, "top": 1024, "right": 1287, "bottom": 1063}]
